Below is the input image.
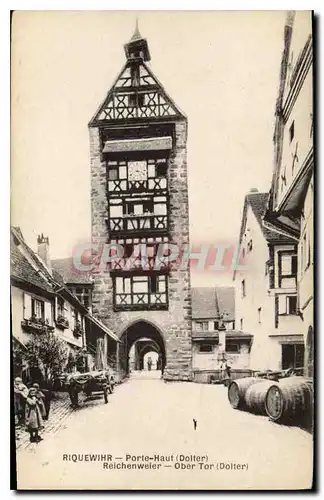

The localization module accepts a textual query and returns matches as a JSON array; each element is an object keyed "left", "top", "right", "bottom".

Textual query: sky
[{"left": 11, "top": 10, "right": 287, "bottom": 287}]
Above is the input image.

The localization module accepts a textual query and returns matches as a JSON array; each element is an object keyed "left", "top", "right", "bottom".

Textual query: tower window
[
  {"left": 156, "top": 161, "right": 167, "bottom": 177},
  {"left": 124, "top": 244, "right": 134, "bottom": 258},
  {"left": 128, "top": 93, "right": 145, "bottom": 108},
  {"left": 108, "top": 168, "right": 118, "bottom": 180}
]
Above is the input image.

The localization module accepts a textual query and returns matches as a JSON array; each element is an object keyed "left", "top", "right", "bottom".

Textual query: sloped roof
[
  {"left": 11, "top": 243, "right": 53, "bottom": 293},
  {"left": 192, "top": 330, "right": 253, "bottom": 340},
  {"left": 89, "top": 56, "right": 186, "bottom": 126},
  {"left": 191, "top": 287, "right": 218, "bottom": 319},
  {"left": 51, "top": 257, "right": 93, "bottom": 285},
  {"left": 215, "top": 287, "right": 235, "bottom": 322},
  {"left": 240, "top": 192, "right": 294, "bottom": 244},
  {"left": 191, "top": 287, "right": 235, "bottom": 321}
]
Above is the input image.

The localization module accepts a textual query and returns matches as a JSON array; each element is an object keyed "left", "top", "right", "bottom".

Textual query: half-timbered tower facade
[{"left": 89, "top": 26, "right": 192, "bottom": 381}]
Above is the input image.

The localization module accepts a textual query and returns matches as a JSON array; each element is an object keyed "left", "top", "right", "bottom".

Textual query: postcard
[{"left": 11, "top": 10, "right": 314, "bottom": 490}]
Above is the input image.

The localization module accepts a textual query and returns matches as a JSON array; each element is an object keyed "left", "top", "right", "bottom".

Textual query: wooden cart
[{"left": 66, "top": 370, "right": 110, "bottom": 408}]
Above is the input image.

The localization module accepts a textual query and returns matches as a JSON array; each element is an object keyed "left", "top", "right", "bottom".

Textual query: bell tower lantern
[{"left": 124, "top": 21, "right": 151, "bottom": 62}]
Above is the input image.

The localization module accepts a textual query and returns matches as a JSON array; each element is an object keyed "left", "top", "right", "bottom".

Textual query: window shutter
[
  {"left": 23, "top": 294, "right": 32, "bottom": 319},
  {"left": 44, "top": 301, "right": 52, "bottom": 325}
]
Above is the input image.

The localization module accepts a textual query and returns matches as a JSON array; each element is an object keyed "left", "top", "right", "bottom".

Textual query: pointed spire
[{"left": 130, "top": 18, "right": 142, "bottom": 43}]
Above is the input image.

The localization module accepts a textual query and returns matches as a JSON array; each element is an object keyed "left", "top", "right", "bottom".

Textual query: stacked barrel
[
  {"left": 228, "top": 376, "right": 313, "bottom": 428},
  {"left": 265, "top": 376, "right": 313, "bottom": 428},
  {"left": 227, "top": 377, "right": 260, "bottom": 409}
]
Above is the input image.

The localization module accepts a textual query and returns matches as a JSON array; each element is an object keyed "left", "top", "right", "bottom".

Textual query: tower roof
[
  {"left": 129, "top": 19, "right": 142, "bottom": 43},
  {"left": 89, "top": 29, "right": 186, "bottom": 125}
]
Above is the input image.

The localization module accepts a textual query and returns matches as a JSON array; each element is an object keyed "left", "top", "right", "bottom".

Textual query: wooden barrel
[
  {"left": 228, "top": 377, "right": 259, "bottom": 409},
  {"left": 245, "top": 380, "right": 276, "bottom": 415},
  {"left": 265, "top": 376, "right": 313, "bottom": 424}
]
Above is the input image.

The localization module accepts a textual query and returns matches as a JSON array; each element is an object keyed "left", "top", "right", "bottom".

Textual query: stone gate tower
[{"left": 89, "top": 25, "right": 192, "bottom": 381}]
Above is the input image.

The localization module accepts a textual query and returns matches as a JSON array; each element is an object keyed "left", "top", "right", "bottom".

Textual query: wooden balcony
[
  {"left": 107, "top": 177, "right": 167, "bottom": 194},
  {"left": 21, "top": 317, "right": 55, "bottom": 335},
  {"left": 114, "top": 291, "right": 168, "bottom": 311},
  {"left": 107, "top": 214, "right": 168, "bottom": 237}
]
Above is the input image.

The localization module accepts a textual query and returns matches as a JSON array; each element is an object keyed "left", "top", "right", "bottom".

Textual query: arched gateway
[
  {"left": 89, "top": 25, "right": 192, "bottom": 381},
  {"left": 119, "top": 321, "right": 166, "bottom": 375}
]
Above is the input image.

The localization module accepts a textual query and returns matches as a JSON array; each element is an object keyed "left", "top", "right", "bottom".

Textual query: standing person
[
  {"left": 219, "top": 355, "right": 227, "bottom": 380},
  {"left": 25, "top": 387, "right": 44, "bottom": 443},
  {"left": 32, "top": 383, "right": 47, "bottom": 419},
  {"left": 14, "top": 377, "right": 28, "bottom": 425},
  {"left": 147, "top": 357, "right": 152, "bottom": 372},
  {"left": 67, "top": 375, "right": 79, "bottom": 409}
]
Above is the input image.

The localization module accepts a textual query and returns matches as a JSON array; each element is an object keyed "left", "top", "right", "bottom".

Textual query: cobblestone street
[
  {"left": 15, "top": 392, "right": 72, "bottom": 451},
  {"left": 16, "top": 373, "right": 313, "bottom": 490}
]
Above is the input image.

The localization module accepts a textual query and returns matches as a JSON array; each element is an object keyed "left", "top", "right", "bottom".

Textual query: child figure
[
  {"left": 32, "top": 383, "right": 47, "bottom": 419},
  {"left": 25, "top": 387, "right": 44, "bottom": 443}
]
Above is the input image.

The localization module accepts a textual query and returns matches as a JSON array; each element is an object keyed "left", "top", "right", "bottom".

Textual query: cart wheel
[{"left": 104, "top": 389, "right": 108, "bottom": 404}]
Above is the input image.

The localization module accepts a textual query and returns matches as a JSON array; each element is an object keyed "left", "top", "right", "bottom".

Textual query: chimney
[{"left": 37, "top": 233, "right": 52, "bottom": 274}]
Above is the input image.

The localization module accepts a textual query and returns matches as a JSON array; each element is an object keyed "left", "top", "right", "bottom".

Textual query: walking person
[
  {"left": 25, "top": 387, "right": 44, "bottom": 443},
  {"left": 147, "top": 357, "right": 152, "bottom": 372}
]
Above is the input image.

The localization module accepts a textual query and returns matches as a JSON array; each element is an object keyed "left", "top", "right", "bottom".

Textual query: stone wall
[{"left": 89, "top": 119, "right": 193, "bottom": 381}]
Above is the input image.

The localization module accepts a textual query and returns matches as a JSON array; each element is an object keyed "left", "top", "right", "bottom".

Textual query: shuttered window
[
  {"left": 23, "top": 293, "right": 32, "bottom": 319},
  {"left": 44, "top": 301, "right": 52, "bottom": 325}
]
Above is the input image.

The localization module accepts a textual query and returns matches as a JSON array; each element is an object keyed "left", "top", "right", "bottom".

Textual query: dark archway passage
[{"left": 119, "top": 321, "right": 166, "bottom": 376}]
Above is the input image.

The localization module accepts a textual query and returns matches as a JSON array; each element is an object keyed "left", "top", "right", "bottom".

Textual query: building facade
[
  {"left": 52, "top": 257, "right": 94, "bottom": 313},
  {"left": 11, "top": 227, "right": 118, "bottom": 382},
  {"left": 234, "top": 191, "right": 304, "bottom": 372},
  {"left": 89, "top": 27, "right": 192, "bottom": 380},
  {"left": 191, "top": 287, "right": 252, "bottom": 382},
  {"left": 263, "top": 11, "right": 313, "bottom": 376}
]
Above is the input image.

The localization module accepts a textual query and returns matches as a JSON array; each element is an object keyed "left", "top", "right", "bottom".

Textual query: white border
[{"left": 2, "top": 3, "right": 322, "bottom": 498}]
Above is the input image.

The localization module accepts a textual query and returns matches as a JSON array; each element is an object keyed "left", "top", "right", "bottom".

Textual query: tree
[
  {"left": 66, "top": 352, "right": 76, "bottom": 373},
  {"left": 25, "top": 333, "right": 68, "bottom": 387},
  {"left": 12, "top": 342, "right": 24, "bottom": 377}
]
